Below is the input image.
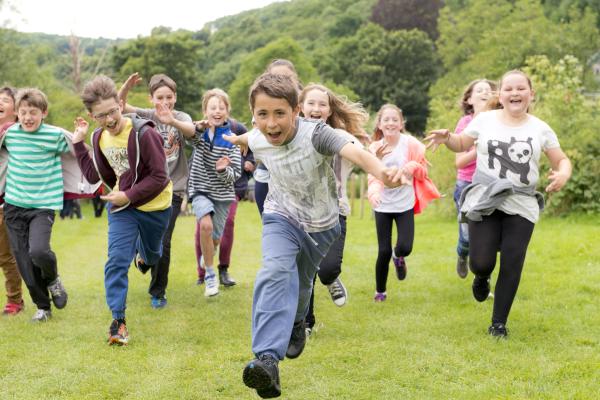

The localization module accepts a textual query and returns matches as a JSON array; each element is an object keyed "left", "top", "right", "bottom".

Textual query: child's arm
[
  {"left": 424, "top": 129, "right": 476, "bottom": 153},
  {"left": 71, "top": 117, "right": 101, "bottom": 184},
  {"left": 155, "top": 104, "right": 195, "bottom": 138},
  {"left": 455, "top": 148, "right": 477, "bottom": 169},
  {"left": 544, "top": 147, "right": 571, "bottom": 193},
  {"left": 222, "top": 132, "right": 249, "bottom": 156},
  {"left": 118, "top": 72, "right": 142, "bottom": 114},
  {"left": 339, "top": 142, "right": 406, "bottom": 187}
]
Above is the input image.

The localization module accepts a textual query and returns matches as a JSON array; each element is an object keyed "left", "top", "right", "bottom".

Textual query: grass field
[{"left": 1, "top": 201, "right": 599, "bottom": 399}]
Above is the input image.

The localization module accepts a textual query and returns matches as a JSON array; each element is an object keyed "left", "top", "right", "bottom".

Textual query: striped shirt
[
  {"left": 4, "top": 123, "right": 69, "bottom": 210},
  {"left": 188, "top": 122, "right": 241, "bottom": 202}
]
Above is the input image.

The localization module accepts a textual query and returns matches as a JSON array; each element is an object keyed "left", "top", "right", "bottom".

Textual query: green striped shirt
[{"left": 4, "top": 123, "right": 69, "bottom": 210}]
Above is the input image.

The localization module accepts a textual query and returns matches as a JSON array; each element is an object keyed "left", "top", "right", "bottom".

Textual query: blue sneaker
[{"left": 150, "top": 296, "right": 167, "bottom": 309}]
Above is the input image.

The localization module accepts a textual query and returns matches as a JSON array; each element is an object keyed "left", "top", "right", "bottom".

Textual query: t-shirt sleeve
[
  {"left": 134, "top": 107, "right": 155, "bottom": 120},
  {"left": 57, "top": 132, "right": 70, "bottom": 153},
  {"left": 175, "top": 111, "right": 192, "bottom": 123},
  {"left": 463, "top": 112, "right": 485, "bottom": 140},
  {"left": 311, "top": 122, "right": 351, "bottom": 156},
  {"left": 540, "top": 124, "right": 560, "bottom": 151}
]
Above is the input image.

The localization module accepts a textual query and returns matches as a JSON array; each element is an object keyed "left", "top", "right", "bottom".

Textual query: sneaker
[
  {"left": 488, "top": 322, "right": 508, "bottom": 338},
  {"left": 218, "top": 265, "right": 237, "bottom": 287},
  {"left": 392, "top": 251, "right": 407, "bottom": 280},
  {"left": 204, "top": 273, "right": 219, "bottom": 297},
  {"left": 2, "top": 300, "right": 24, "bottom": 315},
  {"left": 31, "top": 309, "right": 51, "bottom": 322},
  {"left": 134, "top": 255, "right": 151, "bottom": 274},
  {"left": 305, "top": 326, "right": 313, "bottom": 338},
  {"left": 456, "top": 255, "right": 468, "bottom": 279},
  {"left": 243, "top": 353, "right": 281, "bottom": 399},
  {"left": 472, "top": 275, "right": 491, "bottom": 302},
  {"left": 150, "top": 296, "right": 167, "bottom": 309},
  {"left": 374, "top": 292, "right": 387, "bottom": 302},
  {"left": 108, "top": 319, "right": 129, "bottom": 346},
  {"left": 285, "top": 319, "right": 307, "bottom": 359},
  {"left": 47, "top": 276, "right": 68, "bottom": 309},
  {"left": 326, "top": 278, "right": 347, "bottom": 307}
]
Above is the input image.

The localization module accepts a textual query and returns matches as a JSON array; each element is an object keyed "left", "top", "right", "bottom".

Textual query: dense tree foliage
[{"left": 370, "top": 0, "right": 443, "bottom": 40}]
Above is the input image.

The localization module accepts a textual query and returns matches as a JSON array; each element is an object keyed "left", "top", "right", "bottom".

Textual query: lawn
[{"left": 1, "top": 200, "right": 599, "bottom": 399}]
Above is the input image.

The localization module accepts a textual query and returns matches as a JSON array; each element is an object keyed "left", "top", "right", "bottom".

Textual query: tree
[
  {"left": 321, "top": 23, "right": 439, "bottom": 134},
  {"left": 370, "top": 0, "right": 443, "bottom": 40}
]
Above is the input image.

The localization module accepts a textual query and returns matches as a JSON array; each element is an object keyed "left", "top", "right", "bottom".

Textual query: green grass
[{"left": 1, "top": 201, "right": 599, "bottom": 399}]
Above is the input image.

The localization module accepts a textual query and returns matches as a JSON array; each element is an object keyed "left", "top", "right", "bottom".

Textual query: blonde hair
[
  {"left": 299, "top": 83, "right": 368, "bottom": 138},
  {"left": 372, "top": 104, "right": 405, "bottom": 141},
  {"left": 202, "top": 88, "right": 231, "bottom": 114},
  {"left": 16, "top": 88, "right": 49, "bottom": 112}
]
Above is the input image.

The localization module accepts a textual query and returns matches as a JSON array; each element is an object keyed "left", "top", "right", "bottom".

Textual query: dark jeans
[
  {"left": 255, "top": 181, "right": 269, "bottom": 216},
  {"left": 3, "top": 204, "right": 57, "bottom": 310},
  {"left": 468, "top": 210, "right": 534, "bottom": 325},
  {"left": 306, "top": 215, "right": 347, "bottom": 329},
  {"left": 374, "top": 209, "right": 414, "bottom": 293},
  {"left": 149, "top": 194, "right": 183, "bottom": 298},
  {"left": 453, "top": 180, "right": 471, "bottom": 257}
]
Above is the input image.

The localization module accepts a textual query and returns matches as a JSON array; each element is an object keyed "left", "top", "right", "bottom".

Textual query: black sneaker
[
  {"left": 47, "top": 276, "right": 68, "bottom": 309},
  {"left": 218, "top": 265, "right": 236, "bottom": 287},
  {"left": 472, "top": 275, "right": 490, "bottom": 302},
  {"left": 456, "top": 255, "right": 468, "bottom": 279},
  {"left": 243, "top": 353, "right": 281, "bottom": 398},
  {"left": 488, "top": 322, "right": 508, "bottom": 338},
  {"left": 392, "top": 251, "right": 407, "bottom": 280},
  {"left": 134, "top": 256, "right": 151, "bottom": 274},
  {"left": 285, "top": 319, "right": 306, "bottom": 359}
]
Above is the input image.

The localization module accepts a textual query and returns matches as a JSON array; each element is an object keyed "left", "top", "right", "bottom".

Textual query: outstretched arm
[
  {"left": 118, "top": 72, "right": 143, "bottom": 114},
  {"left": 545, "top": 147, "right": 571, "bottom": 193},
  {"left": 339, "top": 142, "right": 406, "bottom": 187},
  {"left": 424, "top": 129, "right": 476, "bottom": 153},
  {"left": 222, "top": 132, "right": 249, "bottom": 156}
]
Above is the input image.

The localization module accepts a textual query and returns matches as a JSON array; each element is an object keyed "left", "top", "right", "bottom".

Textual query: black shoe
[
  {"left": 243, "top": 354, "right": 281, "bottom": 398},
  {"left": 285, "top": 319, "right": 306, "bottom": 359},
  {"left": 456, "top": 255, "right": 468, "bottom": 279},
  {"left": 488, "top": 322, "right": 508, "bottom": 338},
  {"left": 47, "top": 276, "right": 68, "bottom": 309},
  {"left": 134, "top": 256, "right": 151, "bottom": 274},
  {"left": 472, "top": 275, "right": 490, "bottom": 302},
  {"left": 218, "top": 265, "right": 236, "bottom": 287}
]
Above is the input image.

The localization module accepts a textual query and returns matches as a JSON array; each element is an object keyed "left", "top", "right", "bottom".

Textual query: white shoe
[
  {"left": 204, "top": 273, "right": 219, "bottom": 297},
  {"left": 327, "top": 278, "right": 347, "bottom": 307}
]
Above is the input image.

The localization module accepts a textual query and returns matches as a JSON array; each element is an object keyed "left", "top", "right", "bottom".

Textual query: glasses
[{"left": 93, "top": 107, "right": 120, "bottom": 121}]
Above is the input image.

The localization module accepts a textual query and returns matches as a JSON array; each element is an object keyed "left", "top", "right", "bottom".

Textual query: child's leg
[
  {"left": 105, "top": 208, "right": 143, "bottom": 319},
  {"left": 0, "top": 209, "right": 22, "bottom": 304},
  {"left": 251, "top": 214, "right": 304, "bottom": 359},
  {"left": 492, "top": 213, "right": 534, "bottom": 325},
  {"left": 374, "top": 211, "right": 394, "bottom": 293},
  {"left": 218, "top": 198, "right": 238, "bottom": 267},
  {"left": 4, "top": 205, "right": 54, "bottom": 310},
  {"left": 392, "top": 209, "right": 414, "bottom": 258},
  {"left": 149, "top": 195, "right": 182, "bottom": 299},
  {"left": 192, "top": 196, "right": 218, "bottom": 270},
  {"left": 254, "top": 181, "right": 268, "bottom": 216},
  {"left": 468, "top": 212, "right": 502, "bottom": 278},
  {"left": 305, "top": 278, "right": 317, "bottom": 329},
  {"left": 28, "top": 210, "right": 58, "bottom": 284},
  {"left": 317, "top": 215, "right": 347, "bottom": 286},
  {"left": 194, "top": 221, "right": 205, "bottom": 279},
  {"left": 136, "top": 208, "right": 172, "bottom": 267},
  {"left": 453, "top": 180, "right": 471, "bottom": 257}
]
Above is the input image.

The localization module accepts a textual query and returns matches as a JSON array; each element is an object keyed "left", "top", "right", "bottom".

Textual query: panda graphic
[{"left": 487, "top": 137, "right": 533, "bottom": 184}]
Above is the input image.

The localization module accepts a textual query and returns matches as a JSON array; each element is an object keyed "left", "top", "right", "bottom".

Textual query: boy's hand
[
  {"left": 194, "top": 120, "right": 210, "bottom": 131},
  {"left": 72, "top": 117, "right": 89, "bottom": 144},
  {"left": 215, "top": 156, "right": 231, "bottom": 172},
  {"left": 222, "top": 133, "right": 249, "bottom": 156},
  {"left": 244, "top": 161, "right": 255, "bottom": 172},
  {"left": 545, "top": 168, "right": 568, "bottom": 193},
  {"left": 119, "top": 72, "right": 143, "bottom": 99},
  {"left": 424, "top": 129, "right": 450, "bottom": 152},
  {"left": 155, "top": 103, "right": 175, "bottom": 125},
  {"left": 101, "top": 190, "right": 129, "bottom": 206},
  {"left": 382, "top": 166, "right": 410, "bottom": 187}
]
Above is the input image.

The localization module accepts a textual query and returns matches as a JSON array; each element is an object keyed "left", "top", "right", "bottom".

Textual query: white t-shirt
[
  {"left": 374, "top": 135, "right": 415, "bottom": 213},
  {"left": 248, "top": 118, "right": 350, "bottom": 232},
  {"left": 461, "top": 110, "right": 560, "bottom": 222}
]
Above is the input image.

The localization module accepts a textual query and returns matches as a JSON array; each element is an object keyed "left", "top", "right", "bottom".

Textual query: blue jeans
[
  {"left": 252, "top": 213, "right": 340, "bottom": 360},
  {"left": 453, "top": 180, "right": 471, "bottom": 257},
  {"left": 105, "top": 205, "right": 172, "bottom": 319}
]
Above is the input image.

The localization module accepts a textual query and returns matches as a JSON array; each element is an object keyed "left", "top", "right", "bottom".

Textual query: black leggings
[
  {"left": 374, "top": 209, "right": 414, "bottom": 293},
  {"left": 468, "top": 210, "right": 535, "bottom": 325}
]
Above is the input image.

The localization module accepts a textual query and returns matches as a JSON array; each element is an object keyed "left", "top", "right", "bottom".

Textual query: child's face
[
  {"left": 90, "top": 98, "right": 125, "bottom": 135},
  {"left": 204, "top": 96, "right": 229, "bottom": 127},
  {"left": 301, "top": 89, "right": 331, "bottom": 122},
  {"left": 253, "top": 92, "right": 299, "bottom": 146},
  {"left": 0, "top": 92, "right": 16, "bottom": 123},
  {"left": 378, "top": 108, "right": 404, "bottom": 139},
  {"left": 499, "top": 74, "right": 533, "bottom": 117},
  {"left": 469, "top": 81, "right": 492, "bottom": 114},
  {"left": 17, "top": 101, "right": 47, "bottom": 132},
  {"left": 150, "top": 86, "right": 176, "bottom": 111}
]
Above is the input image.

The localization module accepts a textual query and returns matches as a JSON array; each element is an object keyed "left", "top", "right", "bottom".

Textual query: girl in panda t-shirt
[{"left": 425, "top": 70, "right": 572, "bottom": 338}]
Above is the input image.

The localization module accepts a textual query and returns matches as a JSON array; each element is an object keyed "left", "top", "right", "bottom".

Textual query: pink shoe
[{"left": 374, "top": 292, "right": 387, "bottom": 302}]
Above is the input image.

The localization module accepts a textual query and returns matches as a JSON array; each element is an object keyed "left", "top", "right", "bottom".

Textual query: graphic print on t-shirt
[
  {"left": 157, "top": 124, "right": 181, "bottom": 163},
  {"left": 487, "top": 136, "right": 533, "bottom": 184}
]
